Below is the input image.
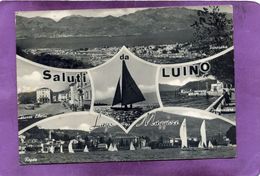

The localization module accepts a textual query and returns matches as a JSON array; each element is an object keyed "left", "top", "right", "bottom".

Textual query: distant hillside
[
  {"left": 23, "top": 111, "right": 235, "bottom": 144},
  {"left": 181, "top": 79, "right": 217, "bottom": 90},
  {"left": 158, "top": 79, "right": 217, "bottom": 92},
  {"left": 16, "top": 8, "right": 199, "bottom": 39},
  {"left": 129, "top": 111, "right": 233, "bottom": 140},
  {"left": 91, "top": 111, "right": 233, "bottom": 141},
  {"left": 159, "top": 84, "right": 180, "bottom": 92}
]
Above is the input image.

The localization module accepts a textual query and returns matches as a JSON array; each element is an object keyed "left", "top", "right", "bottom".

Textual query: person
[
  {"left": 227, "top": 86, "right": 233, "bottom": 98},
  {"left": 206, "top": 92, "right": 209, "bottom": 99},
  {"left": 223, "top": 89, "right": 230, "bottom": 106}
]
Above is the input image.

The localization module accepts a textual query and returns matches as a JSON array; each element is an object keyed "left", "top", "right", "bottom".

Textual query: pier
[{"left": 206, "top": 88, "right": 235, "bottom": 119}]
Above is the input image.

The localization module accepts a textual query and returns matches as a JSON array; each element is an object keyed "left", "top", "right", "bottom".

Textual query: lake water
[
  {"left": 160, "top": 91, "right": 236, "bottom": 122},
  {"left": 160, "top": 91, "right": 218, "bottom": 110},
  {"left": 16, "top": 31, "right": 193, "bottom": 49}
]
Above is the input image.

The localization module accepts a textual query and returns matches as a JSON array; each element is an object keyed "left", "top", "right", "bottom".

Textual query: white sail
[
  {"left": 108, "top": 143, "right": 114, "bottom": 151},
  {"left": 60, "top": 145, "right": 63, "bottom": 153},
  {"left": 180, "top": 118, "right": 188, "bottom": 148},
  {"left": 50, "top": 145, "right": 55, "bottom": 154},
  {"left": 68, "top": 140, "right": 75, "bottom": 153},
  {"left": 200, "top": 120, "right": 207, "bottom": 148},
  {"left": 49, "top": 130, "right": 52, "bottom": 140},
  {"left": 208, "top": 141, "right": 214, "bottom": 149},
  {"left": 198, "top": 141, "right": 203, "bottom": 148},
  {"left": 40, "top": 143, "right": 44, "bottom": 153},
  {"left": 130, "top": 141, "right": 135, "bottom": 151},
  {"left": 113, "top": 144, "right": 118, "bottom": 152},
  {"left": 83, "top": 145, "right": 89, "bottom": 152}
]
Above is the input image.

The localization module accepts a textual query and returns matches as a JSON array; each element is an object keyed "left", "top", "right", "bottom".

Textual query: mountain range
[
  {"left": 16, "top": 8, "right": 200, "bottom": 39},
  {"left": 159, "top": 79, "right": 217, "bottom": 92}
]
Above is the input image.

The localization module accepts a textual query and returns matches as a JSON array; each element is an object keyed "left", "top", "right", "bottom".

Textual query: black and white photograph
[
  {"left": 16, "top": 5, "right": 236, "bottom": 165},
  {"left": 18, "top": 112, "right": 124, "bottom": 164},
  {"left": 18, "top": 108, "right": 236, "bottom": 164},
  {"left": 16, "top": 6, "right": 233, "bottom": 68},
  {"left": 158, "top": 45, "right": 235, "bottom": 124},
  {"left": 17, "top": 58, "right": 92, "bottom": 130},
  {"left": 91, "top": 47, "right": 160, "bottom": 129},
  {"left": 129, "top": 107, "right": 236, "bottom": 160}
]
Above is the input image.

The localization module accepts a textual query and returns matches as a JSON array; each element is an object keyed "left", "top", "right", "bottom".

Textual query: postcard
[{"left": 16, "top": 5, "right": 236, "bottom": 164}]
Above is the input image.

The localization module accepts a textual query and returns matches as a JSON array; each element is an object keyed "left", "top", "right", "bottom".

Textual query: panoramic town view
[{"left": 16, "top": 6, "right": 233, "bottom": 68}]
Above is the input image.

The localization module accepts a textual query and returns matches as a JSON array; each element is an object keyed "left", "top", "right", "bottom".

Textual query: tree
[
  {"left": 63, "top": 134, "right": 70, "bottom": 141},
  {"left": 144, "top": 136, "right": 151, "bottom": 144},
  {"left": 99, "top": 136, "right": 105, "bottom": 143},
  {"left": 107, "top": 137, "right": 113, "bottom": 145},
  {"left": 119, "top": 138, "right": 124, "bottom": 147},
  {"left": 191, "top": 6, "right": 233, "bottom": 49},
  {"left": 191, "top": 6, "right": 235, "bottom": 85},
  {"left": 209, "top": 50, "right": 235, "bottom": 85},
  {"left": 18, "top": 92, "right": 36, "bottom": 104},
  {"left": 158, "top": 136, "right": 164, "bottom": 144}
]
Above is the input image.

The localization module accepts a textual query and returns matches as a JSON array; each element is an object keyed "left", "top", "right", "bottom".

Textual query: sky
[
  {"left": 17, "top": 59, "right": 90, "bottom": 93},
  {"left": 16, "top": 5, "right": 232, "bottom": 21},
  {"left": 16, "top": 8, "right": 146, "bottom": 21},
  {"left": 90, "top": 47, "right": 158, "bottom": 104},
  {"left": 187, "top": 5, "right": 233, "bottom": 13},
  {"left": 37, "top": 112, "right": 120, "bottom": 132}
]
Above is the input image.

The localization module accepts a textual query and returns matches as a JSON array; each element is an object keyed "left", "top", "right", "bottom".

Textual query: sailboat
[
  {"left": 49, "top": 145, "right": 55, "bottom": 154},
  {"left": 129, "top": 141, "right": 135, "bottom": 151},
  {"left": 83, "top": 145, "right": 89, "bottom": 152},
  {"left": 108, "top": 143, "right": 114, "bottom": 151},
  {"left": 111, "top": 60, "right": 145, "bottom": 110},
  {"left": 198, "top": 141, "right": 204, "bottom": 149},
  {"left": 208, "top": 140, "right": 214, "bottom": 149},
  {"left": 40, "top": 143, "right": 48, "bottom": 153},
  {"left": 68, "top": 139, "right": 76, "bottom": 153},
  {"left": 198, "top": 120, "right": 207, "bottom": 149},
  {"left": 113, "top": 144, "right": 118, "bottom": 152},
  {"left": 60, "top": 145, "right": 64, "bottom": 153},
  {"left": 89, "top": 113, "right": 101, "bottom": 131},
  {"left": 180, "top": 118, "right": 188, "bottom": 149}
]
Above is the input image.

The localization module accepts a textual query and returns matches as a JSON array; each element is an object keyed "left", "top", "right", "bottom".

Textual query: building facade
[
  {"left": 36, "top": 88, "right": 53, "bottom": 104},
  {"left": 69, "top": 80, "right": 92, "bottom": 111}
]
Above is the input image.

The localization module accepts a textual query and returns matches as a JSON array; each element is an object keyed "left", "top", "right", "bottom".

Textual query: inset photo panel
[
  {"left": 159, "top": 48, "right": 235, "bottom": 123},
  {"left": 17, "top": 58, "right": 92, "bottom": 130},
  {"left": 91, "top": 47, "right": 160, "bottom": 129},
  {"left": 18, "top": 112, "right": 124, "bottom": 164}
]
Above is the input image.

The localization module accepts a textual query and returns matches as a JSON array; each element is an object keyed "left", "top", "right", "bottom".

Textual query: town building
[
  {"left": 69, "top": 80, "right": 92, "bottom": 111},
  {"left": 36, "top": 87, "right": 53, "bottom": 104},
  {"left": 58, "top": 90, "right": 70, "bottom": 102},
  {"left": 210, "top": 81, "right": 224, "bottom": 93}
]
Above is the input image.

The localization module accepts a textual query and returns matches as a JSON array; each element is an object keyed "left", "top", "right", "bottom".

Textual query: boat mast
[{"left": 111, "top": 56, "right": 145, "bottom": 109}]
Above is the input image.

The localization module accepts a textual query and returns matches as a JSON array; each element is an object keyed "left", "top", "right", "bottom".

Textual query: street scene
[{"left": 17, "top": 59, "right": 92, "bottom": 130}]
